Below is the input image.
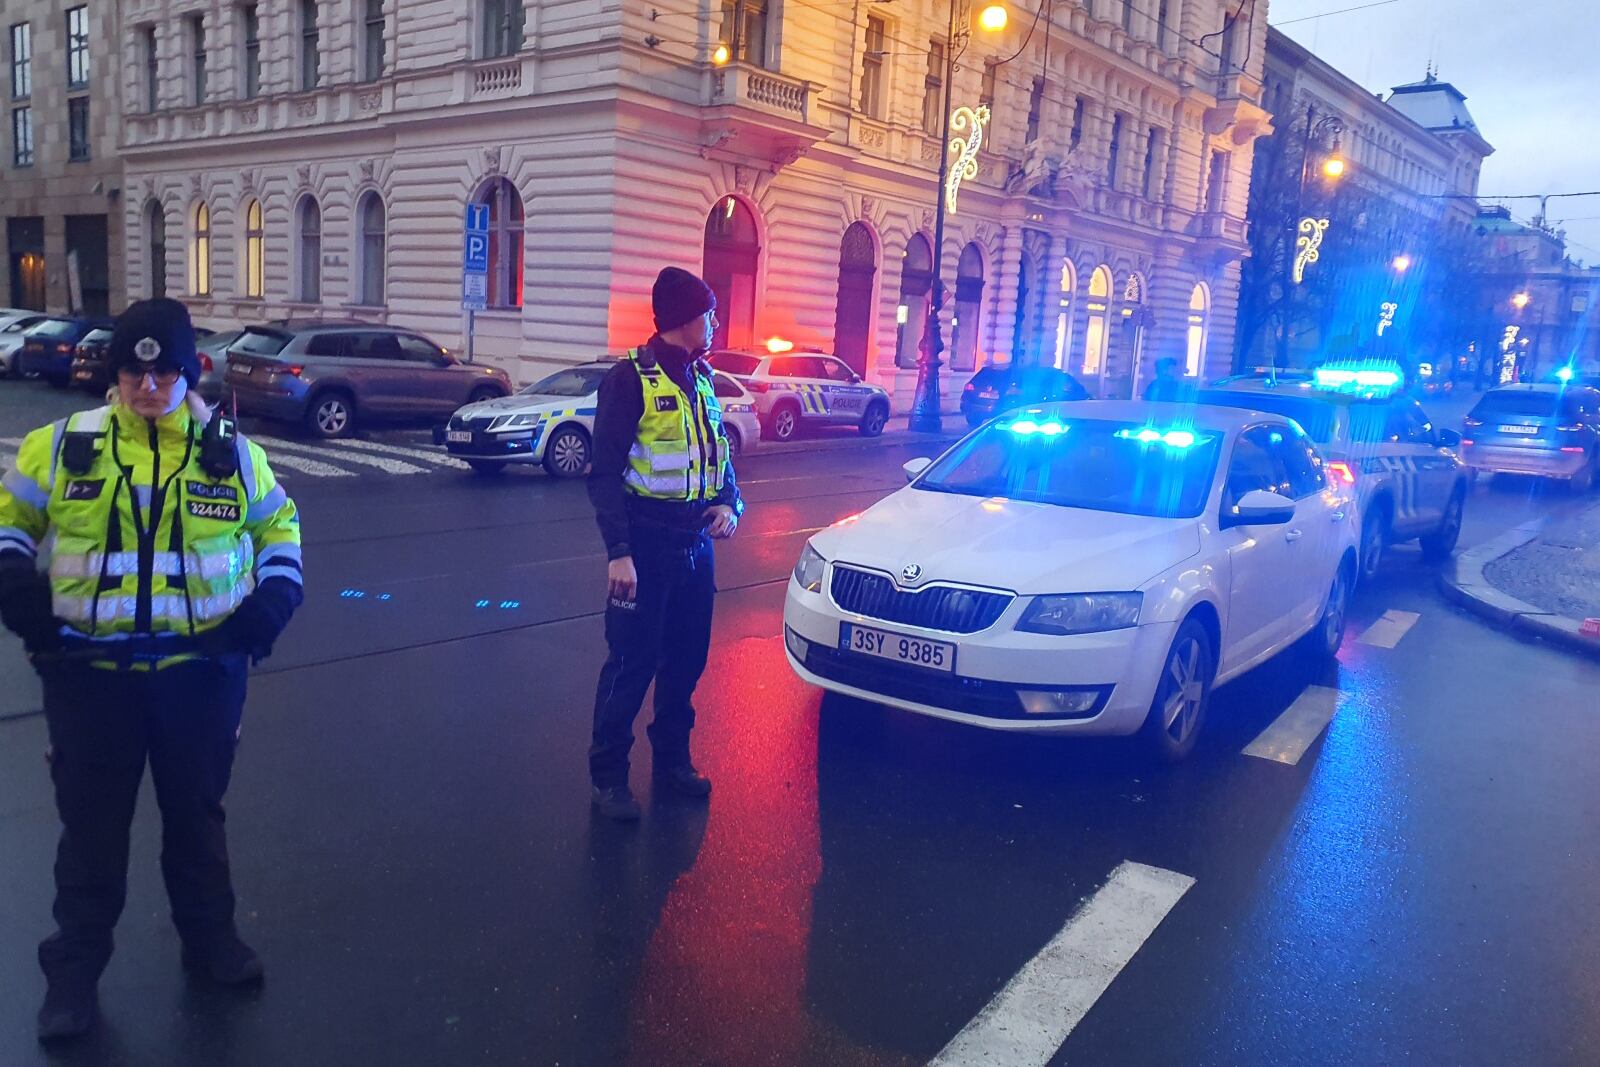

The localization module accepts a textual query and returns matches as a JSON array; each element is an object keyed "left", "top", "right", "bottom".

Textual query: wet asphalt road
[{"left": 2, "top": 387, "right": 1599, "bottom": 1066}]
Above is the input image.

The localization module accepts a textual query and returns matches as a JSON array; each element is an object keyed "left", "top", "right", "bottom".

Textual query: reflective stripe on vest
[
  {"left": 53, "top": 583, "right": 249, "bottom": 627},
  {"left": 48, "top": 535, "right": 254, "bottom": 582}
]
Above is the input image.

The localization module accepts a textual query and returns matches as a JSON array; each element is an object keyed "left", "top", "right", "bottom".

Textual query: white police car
[
  {"left": 1199, "top": 363, "right": 1469, "bottom": 582},
  {"left": 440, "top": 360, "right": 761, "bottom": 477},
  {"left": 783, "top": 401, "right": 1358, "bottom": 760},
  {"left": 710, "top": 346, "right": 891, "bottom": 443}
]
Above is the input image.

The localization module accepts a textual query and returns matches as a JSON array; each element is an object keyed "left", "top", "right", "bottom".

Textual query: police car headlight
[
  {"left": 1017, "top": 592, "right": 1142, "bottom": 636},
  {"left": 487, "top": 413, "right": 538, "bottom": 432},
  {"left": 793, "top": 544, "right": 826, "bottom": 594}
]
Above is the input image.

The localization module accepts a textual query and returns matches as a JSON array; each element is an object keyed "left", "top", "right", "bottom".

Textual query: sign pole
[{"left": 466, "top": 308, "right": 475, "bottom": 365}]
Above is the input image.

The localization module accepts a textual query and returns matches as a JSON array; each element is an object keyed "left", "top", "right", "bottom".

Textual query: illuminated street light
[
  {"left": 978, "top": 3, "right": 1009, "bottom": 31},
  {"left": 711, "top": 42, "right": 731, "bottom": 65},
  {"left": 1321, "top": 155, "right": 1346, "bottom": 180},
  {"left": 1511, "top": 291, "right": 1531, "bottom": 310},
  {"left": 1391, "top": 254, "right": 1412, "bottom": 273}
]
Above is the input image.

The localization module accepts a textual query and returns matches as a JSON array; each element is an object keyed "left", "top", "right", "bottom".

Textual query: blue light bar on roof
[
  {"left": 1556, "top": 365, "right": 1575, "bottom": 382},
  {"left": 1313, "top": 361, "right": 1403, "bottom": 394},
  {"left": 1114, "top": 427, "right": 1204, "bottom": 449},
  {"left": 1007, "top": 419, "right": 1067, "bottom": 436}
]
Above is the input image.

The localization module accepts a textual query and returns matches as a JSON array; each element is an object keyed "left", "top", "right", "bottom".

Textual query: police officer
[
  {"left": 587, "top": 267, "right": 744, "bottom": 821},
  {"left": 0, "top": 298, "right": 303, "bottom": 1042}
]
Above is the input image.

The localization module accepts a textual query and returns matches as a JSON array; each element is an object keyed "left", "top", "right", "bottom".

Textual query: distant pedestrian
[
  {"left": 0, "top": 298, "right": 303, "bottom": 1042},
  {"left": 1143, "top": 357, "right": 1195, "bottom": 402},
  {"left": 586, "top": 267, "right": 745, "bottom": 821}
]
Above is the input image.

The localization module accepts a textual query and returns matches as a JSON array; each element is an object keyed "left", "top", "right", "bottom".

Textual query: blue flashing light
[
  {"left": 1556, "top": 365, "right": 1575, "bottom": 382},
  {"left": 1115, "top": 427, "right": 1202, "bottom": 449},
  {"left": 1006, "top": 419, "right": 1067, "bottom": 437},
  {"left": 1313, "top": 361, "right": 1403, "bottom": 395}
]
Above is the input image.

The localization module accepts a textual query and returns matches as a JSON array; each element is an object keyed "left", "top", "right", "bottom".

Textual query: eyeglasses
[{"left": 117, "top": 366, "right": 182, "bottom": 386}]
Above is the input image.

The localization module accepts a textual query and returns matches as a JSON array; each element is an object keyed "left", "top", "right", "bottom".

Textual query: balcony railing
[
  {"left": 707, "top": 63, "right": 814, "bottom": 125},
  {"left": 473, "top": 60, "right": 522, "bottom": 97}
]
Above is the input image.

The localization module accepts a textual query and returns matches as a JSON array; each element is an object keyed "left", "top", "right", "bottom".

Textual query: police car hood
[
  {"left": 454, "top": 393, "right": 591, "bottom": 419},
  {"left": 811, "top": 485, "right": 1201, "bottom": 594}
]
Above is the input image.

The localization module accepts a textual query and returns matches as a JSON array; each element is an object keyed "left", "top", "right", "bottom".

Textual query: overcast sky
[{"left": 1268, "top": 0, "right": 1600, "bottom": 264}]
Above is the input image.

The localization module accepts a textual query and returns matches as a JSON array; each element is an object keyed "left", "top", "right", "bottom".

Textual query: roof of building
[{"left": 1388, "top": 73, "right": 1482, "bottom": 135}]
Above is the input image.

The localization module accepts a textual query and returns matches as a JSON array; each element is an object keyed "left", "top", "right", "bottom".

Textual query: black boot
[
  {"left": 654, "top": 764, "right": 712, "bottom": 798},
  {"left": 37, "top": 980, "right": 97, "bottom": 1043},
  {"left": 182, "top": 932, "right": 264, "bottom": 986},
  {"left": 591, "top": 785, "right": 643, "bottom": 822}
]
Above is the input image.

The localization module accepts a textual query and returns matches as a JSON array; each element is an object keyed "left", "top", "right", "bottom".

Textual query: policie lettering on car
[{"left": 187, "top": 500, "right": 242, "bottom": 523}]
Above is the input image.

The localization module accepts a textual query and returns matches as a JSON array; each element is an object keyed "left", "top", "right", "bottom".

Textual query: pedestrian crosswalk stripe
[
  {"left": 324, "top": 438, "right": 470, "bottom": 470},
  {"left": 259, "top": 450, "right": 356, "bottom": 478},
  {"left": 1243, "top": 684, "right": 1340, "bottom": 765},
  {"left": 256, "top": 436, "right": 431, "bottom": 476},
  {"left": 931, "top": 861, "right": 1195, "bottom": 1067},
  {"left": 1358, "top": 609, "right": 1421, "bottom": 649}
]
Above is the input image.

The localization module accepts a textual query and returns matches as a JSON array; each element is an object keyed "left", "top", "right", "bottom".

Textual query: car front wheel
[
  {"left": 543, "top": 425, "right": 590, "bottom": 479},
  {"left": 1419, "top": 489, "right": 1465, "bottom": 560},
  {"left": 1142, "top": 618, "right": 1214, "bottom": 763}
]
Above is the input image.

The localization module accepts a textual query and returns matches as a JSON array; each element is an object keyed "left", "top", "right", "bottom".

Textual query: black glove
[
  {"left": 206, "top": 577, "right": 302, "bottom": 662},
  {"left": 0, "top": 564, "right": 63, "bottom": 655}
]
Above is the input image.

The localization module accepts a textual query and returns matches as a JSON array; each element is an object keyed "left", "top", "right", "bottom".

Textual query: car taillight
[
  {"left": 199, "top": 353, "right": 214, "bottom": 373},
  {"left": 280, "top": 364, "right": 304, "bottom": 377},
  {"left": 1461, "top": 439, "right": 1474, "bottom": 447},
  {"left": 1326, "top": 460, "right": 1356, "bottom": 485},
  {"left": 746, "top": 381, "right": 769, "bottom": 393},
  {"left": 963, "top": 382, "right": 976, "bottom": 393},
  {"left": 1561, "top": 446, "right": 1586, "bottom": 454},
  {"left": 56, "top": 343, "right": 73, "bottom": 354}
]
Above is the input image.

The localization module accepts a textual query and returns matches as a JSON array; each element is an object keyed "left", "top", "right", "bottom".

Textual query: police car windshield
[
  {"left": 523, "top": 367, "right": 608, "bottom": 397},
  {"left": 915, "top": 419, "right": 1222, "bottom": 518},
  {"left": 710, "top": 353, "right": 762, "bottom": 376},
  {"left": 1197, "top": 391, "right": 1338, "bottom": 442}
]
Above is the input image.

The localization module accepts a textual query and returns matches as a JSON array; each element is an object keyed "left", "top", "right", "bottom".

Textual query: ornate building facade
[{"left": 115, "top": 0, "right": 1269, "bottom": 402}]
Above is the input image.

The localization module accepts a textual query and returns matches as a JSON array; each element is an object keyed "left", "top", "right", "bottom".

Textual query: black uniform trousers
[
  {"left": 37, "top": 656, "right": 248, "bottom": 986},
  {"left": 590, "top": 531, "right": 716, "bottom": 789}
]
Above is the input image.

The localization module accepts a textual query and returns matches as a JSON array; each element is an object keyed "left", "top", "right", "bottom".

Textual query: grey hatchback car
[{"left": 224, "top": 322, "right": 511, "bottom": 438}]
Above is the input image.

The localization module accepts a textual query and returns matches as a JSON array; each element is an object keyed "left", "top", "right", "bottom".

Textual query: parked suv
[
  {"left": 1463, "top": 383, "right": 1600, "bottom": 492},
  {"left": 709, "top": 349, "right": 891, "bottom": 442},
  {"left": 18, "top": 316, "right": 112, "bottom": 388},
  {"left": 960, "top": 363, "right": 1091, "bottom": 427},
  {"left": 224, "top": 322, "right": 512, "bottom": 438}
]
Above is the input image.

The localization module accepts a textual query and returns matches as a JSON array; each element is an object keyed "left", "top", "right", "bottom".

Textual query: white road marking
[
  {"left": 1243, "top": 685, "right": 1341, "bottom": 765},
  {"left": 256, "top": 450, "right": 355, "bottom": 478},
  {"left": 256, "top": 437, "right": 430, "bottom": 476},
  {"left": 930, "top": 861, "right": 1195, "bottom": 1067},
  {"left": 0, "top": 437, "right": 23, "bottom": 447},
  {"left": 1357, "top": 609, "right": 1421, "bottom": 649},
  {"left": 325, "top": 438, "right": 472, "bottom": 470}
]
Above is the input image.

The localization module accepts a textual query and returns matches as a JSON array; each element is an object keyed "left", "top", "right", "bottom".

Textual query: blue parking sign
[{"left": 462, "top": 203, "right": 490, "bottom": 310}]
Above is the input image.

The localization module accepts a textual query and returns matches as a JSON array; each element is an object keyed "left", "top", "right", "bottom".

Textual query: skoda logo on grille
[{"left": 899, "top": 563, "right": 923, "bottom": 584}]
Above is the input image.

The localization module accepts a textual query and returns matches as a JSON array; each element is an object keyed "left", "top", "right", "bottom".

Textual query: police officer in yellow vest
[
  {"left": 587, "top": 267, "right": 744, "bottom": 821},
  {"left": 0, "top": 298, "right": 303, "bottom": 1042}
]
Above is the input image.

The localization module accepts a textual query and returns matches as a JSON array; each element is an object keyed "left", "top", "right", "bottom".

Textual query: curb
[
  {"left": 750, "top": 428, "right": 966, "bottom": 459},
  {"left": 1438, "top": 512, "right": 1600, "bottom": 663}
]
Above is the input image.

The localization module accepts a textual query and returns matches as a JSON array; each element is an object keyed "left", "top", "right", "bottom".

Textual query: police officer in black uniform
[{"left": 587, "top": 268, "right": 744, "bottom": 821}]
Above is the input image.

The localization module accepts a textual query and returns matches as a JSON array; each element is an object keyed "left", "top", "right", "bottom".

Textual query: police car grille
[
  {"left": 830, "top": 565, "right": 1011, "bottom": 634},
  {"left": 450, "top": 415, "right": 495, "bottom": 431}
]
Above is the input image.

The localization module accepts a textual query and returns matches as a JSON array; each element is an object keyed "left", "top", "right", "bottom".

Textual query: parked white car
[
  {"left": 0, "top": 311, "right": 47, "bottom": 378},
  {"left": 783, "top": 401, "right": 1359, "bottom": 760},
  {"left": 439, "top": 360, "right": 762, "bottom": 477}
]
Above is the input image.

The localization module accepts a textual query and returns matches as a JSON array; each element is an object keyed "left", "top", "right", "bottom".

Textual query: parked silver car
[
  {"left": 224, "top": 321, "right": 512, "bottom": 438},
  {"left": 0, "top": 312, "right": 48, "bottom": 378}
]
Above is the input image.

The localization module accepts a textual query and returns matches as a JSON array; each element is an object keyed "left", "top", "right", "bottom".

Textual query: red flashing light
[
  {"left": 765, "top": 336, "right": 795, "bottom": 354},
  {"left": 1461, "top": 439, "right": 1474, "bottom": 447},
  {"left": 1560, "top": 446, "right": 1586, "bottom": 454},
  {"left": 1326, "top": 460, "right": 1357, "bottom": 486}
]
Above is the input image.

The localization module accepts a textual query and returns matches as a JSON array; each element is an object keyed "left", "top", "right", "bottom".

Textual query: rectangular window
[
  {"left": 719, "top": 0, "right": 766, "bottom": 68},
  {"left": 1122, "top": 0, "right": 1135, "bottom": 34},
  {"left": 1156, "top": 0, "right": 1170, "bottom": 50},
  {"left": 143, "top": 27, "right": 159, "bottom": 111},
  {"left": 1220, "top": 11, "right": 1238, "bottom": 74},
  {"left": 1025, "top": 77, "right": 1044, "bottom": 144},
  {"left": 1207, "top": 149, "right": 1228, "bottom": 211},
  {"left": 1070, "top": 96, "right": 1085, "bottom": 149},
  {"left": 979, "top": 60, "right": 996, "bottom": 109},
  {"left": 922, "top": 40, "right": 945, "bottom": 136},
  {"left": 300, "top": 0, "right": 319, "bottom": 90},
  {"left": 68, "top": 96, "right": 89, "bottom": 160},
  {"left": 859, "top": 16, "right": 885, "bottom": 116},
  {"left": 1106, "top": 113, "right": 1123, "bottom": 188},
  {"left": 241, "top": 5, "right": 260, "bottom": 98},
  {"left": 363, "top": 0, "right": 385, "bottom": 80},
  {"left": 9, "top": 23, "right": 31, "bottom": 99},
  {"left": 1142, "top": 127, "right": 1162, "bottom": 198},
  {"left": 189, "top": 15, "right": 207, "bottom": 105},
  {"left": 480, "top": 0, "right": 524, "bottom": 59},
  {"left": 11, "top": 105, "right": 32, "bottom": 165},
  {"left": 66, "top": 7, "right": 89, "bottom": 89}
]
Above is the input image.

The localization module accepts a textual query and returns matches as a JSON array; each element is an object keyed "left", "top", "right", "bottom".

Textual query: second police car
[
  {"left": 1200, "top": 363, "right": 1470, "bottom": 582},
  {"left": 709, "top": 345, "right": 892, "bottom": 443},
  {"left": 439, "top": 359, "right": 762, "bottom": 477},
  {"left": 784, "top": 401, "right": 1359, "bottom": 761}
]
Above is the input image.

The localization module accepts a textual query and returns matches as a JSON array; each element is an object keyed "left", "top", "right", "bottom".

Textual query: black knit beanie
[
  {"left": 108, "top": 298, "right": 201, "bottom": 387},
  {"left": 652, "top": 267, "right": 718, "bottom": 334}
]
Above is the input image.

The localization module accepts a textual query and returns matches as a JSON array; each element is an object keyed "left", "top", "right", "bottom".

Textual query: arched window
[
  {"left": 189, "top": 202, "right": 211, "bottom": 297},
  {"left": 1053, "top": 259, "right": 1077, "bottom": 370},
  {"left": 949, "top": 242, "right": 984, "bottom": 372},
  {"left": 1082, "top": 264, "right": 1112, "bottom": 378},
  {"left": 475, "top": 177, "right": 523, "bottom": 309},
  {"left": 244, "top": 198, "right": 264, "bottom": 298},
  {"left": 832, "top": 221, "right": 877, "bottom": 377},
  {"left": 703, "top": 195, "right": 761, "bottom": 349},
  {"left": 146, "top": 199, "right": 168, "bottom": 299},
  {"left": 357, "top": 192, "right": 386, "bottom": 305},
  {"left": 296, "top": 195, "right": 322, "bottom": 303},
  {"left": 894, "top": 233, "right": 933, "bottom": 369},
  {"left": 1186, "top": 282, "right": 1210, "bottom": 376}
]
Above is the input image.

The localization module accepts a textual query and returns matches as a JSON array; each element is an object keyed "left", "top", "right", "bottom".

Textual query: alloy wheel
[
  {"left": 1161, "top": 636, "right": 1206, "bottom": 746},
  {"left": 316, "top": 398, "right": 351, "bottom": 437},
  {"left": 549, "top": 430, "right": 588, "bottom": 476},
  {"left": 1361, "top": 514, "right": 1385, "bottom": 582},
  {"left": 774, "top": 408, "right": 798, "bottom": 441},
  {"left": 1322, "top": 567, "right": 1348, "bottom": 653}
]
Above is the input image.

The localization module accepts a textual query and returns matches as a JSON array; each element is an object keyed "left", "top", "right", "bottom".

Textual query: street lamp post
[
  {"left": 1277, "top": 103, "right": 1345, "bottom": 370},
  {"left": 909, "top": 0, "right": 1004, "bottom": 433}
]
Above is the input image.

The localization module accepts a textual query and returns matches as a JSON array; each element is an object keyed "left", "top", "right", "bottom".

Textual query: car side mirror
[
  {"left": 903, "top": 457, "right": 932, "bottom": 482},
  {"left": 850, "top": 374, "right": 862, "bottom": 384},
  {"left": 1437, "top": 428, "right": 1461, "bottom": 448},
  {"left": 1223, "top": 489, "right": 1296, "bottom": 529}
]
